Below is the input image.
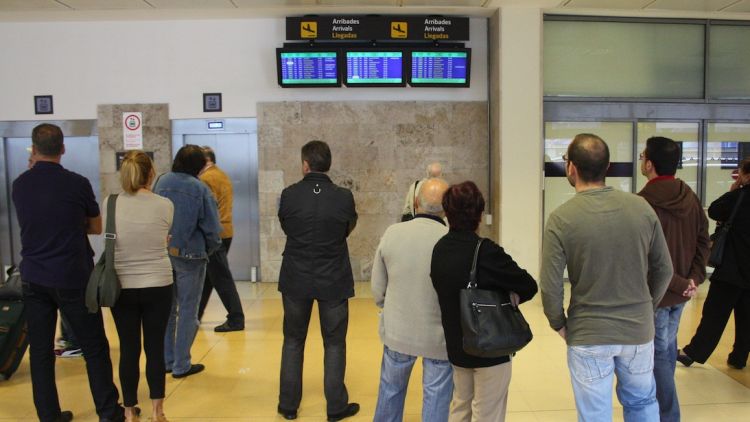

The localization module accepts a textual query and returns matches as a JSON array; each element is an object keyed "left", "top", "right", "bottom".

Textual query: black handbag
[
  {"left": 459, "top": 238, "right": 533, "bottom": 358},
  {"left": 85, "top": 194, "right": 121, "bottom": 313},
  {"left": 708, "top": 190, "right": 745, "bottom": 268}
]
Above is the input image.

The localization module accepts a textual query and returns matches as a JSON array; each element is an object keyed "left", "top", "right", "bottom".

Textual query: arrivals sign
[
  {"left": 286, "top": 16, "right": 469, "bottom": 41},
  {"left": 122, "top": 112, "right": 143, "bottom": 150}
]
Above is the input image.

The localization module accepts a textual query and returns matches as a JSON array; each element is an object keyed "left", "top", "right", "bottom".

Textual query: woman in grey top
[{"left": 106, "top": 151, "right": 174, "bottom": 422}]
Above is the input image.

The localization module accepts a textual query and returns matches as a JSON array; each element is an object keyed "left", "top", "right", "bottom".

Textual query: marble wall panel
[
  {"left": 96, "top": 104, "right": 170, "bottom": 199},
  {"left": 257, "top": 101, "right": 489, "bottom": 282}
]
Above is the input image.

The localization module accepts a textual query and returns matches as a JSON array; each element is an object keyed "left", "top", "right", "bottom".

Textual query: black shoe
[
  {"left": 277, "top": 405, "right": 297, "bottom": 420},
  {"left": 727, "top": 357, "right": 746, "bottom": 370},
  {"left": 327, "top": 403, "right": 360, "bottom": 421},
  {"left": 214, "top": 321, "right": 245, "bottom": 332},
  {"left": 99, "top": 406, "right": 125, "bottom": 422},
  {"left": 54, "top": 411, "right": 73, "bottom": 422},
  {"left": 677, "top": 349, "right": 694, "bottom": 367},
  {"left": 172, "top": 364, "right": 205, "bottom": 378}
]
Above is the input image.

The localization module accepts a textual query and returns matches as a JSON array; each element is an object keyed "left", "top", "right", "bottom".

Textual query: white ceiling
[
  {"left": 561, "top": 0, "right": 750, "bottom": 12},
  {"left": 0, "top": 0, "right": 493, "bottom": 10},
  {"left": 2, "top": 0, "right": 750, "bottom": 14}
]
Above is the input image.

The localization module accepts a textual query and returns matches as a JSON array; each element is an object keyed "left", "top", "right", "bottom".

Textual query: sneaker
[
  {"left": 327, "top": 403, "right": 360, "bottom": 421},
  {"left": 55, "top": 338, "right": 69, "bottom": 349},
  {"left": 54, "top": 347, "right": 83, "bottom": 358}
]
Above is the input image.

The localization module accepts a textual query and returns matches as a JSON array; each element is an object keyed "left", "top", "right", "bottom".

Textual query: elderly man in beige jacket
[{"left": 372, "top": 177, "right": 452, "bottom": 422}]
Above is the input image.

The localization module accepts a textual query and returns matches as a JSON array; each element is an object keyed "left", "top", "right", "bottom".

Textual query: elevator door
[
  {"left": 172, "top": 119, "right": 259, "bottom": 281},
  {"left": 0, "top": 134, "right": 102, "bottom": 278}
]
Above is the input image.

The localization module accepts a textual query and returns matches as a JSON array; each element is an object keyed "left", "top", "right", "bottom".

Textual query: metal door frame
[{"left": 171, "top": 118, "right": 260, "bottom": 281}]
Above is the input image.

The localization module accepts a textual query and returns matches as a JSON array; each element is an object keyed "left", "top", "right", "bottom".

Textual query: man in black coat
[{"left": 276, "top": 140, "right": 359, "bottom": 421}]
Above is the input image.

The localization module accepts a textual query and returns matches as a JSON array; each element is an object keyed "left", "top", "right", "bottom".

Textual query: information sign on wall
[
  {"left": 122, "top": 112, "right": 143, "bottom": 150},
  {"left": 286, "top": 16, "right": 469, "bottom": 41}
]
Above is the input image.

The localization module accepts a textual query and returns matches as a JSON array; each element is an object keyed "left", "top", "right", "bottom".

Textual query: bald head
[
  {"left": 568, "top": 133, "right": 610, "bottom": 183},
  {"left": 426, "top": 162, "right": 442, "bottom": 178},
  {"left": 417, "top": 178, "right": 449, "bottom": 216}
]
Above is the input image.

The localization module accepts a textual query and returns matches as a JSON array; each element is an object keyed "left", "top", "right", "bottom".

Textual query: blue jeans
[
  {"left": 654, "top": 304, "right": 684, "bottom": 422},
  {"left": 373, "top": 345, "right": 453, "bottom": 422},
  {"left": 567, "top": 341, "right": 658, "bottom": 422},
  {"left": 164, "top": 257, "right": 206, "bottom": 375}
]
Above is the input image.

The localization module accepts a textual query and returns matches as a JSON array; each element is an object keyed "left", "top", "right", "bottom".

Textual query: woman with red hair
[{"left": 430, "top": 181, "right": 538, "bottom": 422}]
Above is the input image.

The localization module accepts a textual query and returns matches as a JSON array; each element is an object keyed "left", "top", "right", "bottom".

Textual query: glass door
[
  {"left": 635, "top": 121, "right": 701, "bottom": 194},
  {"left": 705, "top": 122, "right": 750, "bottom": 232}
]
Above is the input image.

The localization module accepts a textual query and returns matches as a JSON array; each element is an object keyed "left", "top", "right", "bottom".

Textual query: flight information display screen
[
  {"left": 345, "top": 51, "right": 405, "bottom": 87},
  {"left": 277, "top": 49, "right": 341, "bottom": 87},
  {"left": 409, "top": 49, "right": 471, "bottom": 87}
]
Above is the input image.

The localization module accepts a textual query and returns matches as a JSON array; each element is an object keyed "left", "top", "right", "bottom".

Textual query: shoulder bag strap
[
  {"left": 104, "top": 194, "right": 118, "bottom": 268},
  {"left": 467, "top": 238, "right": 485, "bottom": 289},
  {"left": 725, "top": 190, "right": 746, "bottom": 230},
  {"left": 411, "top": 180, "right": 420, "bottom": 217}
]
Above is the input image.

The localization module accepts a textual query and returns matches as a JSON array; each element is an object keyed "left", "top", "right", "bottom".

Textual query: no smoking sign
[
  {"left": 122, "top": 112, "right": 143, "bottom": 150},
  {"left": 125, "top": 114, "right": 141, "bottom": 131}
]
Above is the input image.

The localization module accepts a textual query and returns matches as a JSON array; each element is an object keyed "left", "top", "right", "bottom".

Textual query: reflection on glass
[
  {"left": 706, "top": 123, "right": 750, "bottom": 202},
  {"left": 705, "top": 123, "right": 750, "bottom": 232},
  {"left": 544, "top": 122, "right": 633, "bottom": 225},
  {"left": 635, "top": 122, "right": 700, "bottom": 194}
]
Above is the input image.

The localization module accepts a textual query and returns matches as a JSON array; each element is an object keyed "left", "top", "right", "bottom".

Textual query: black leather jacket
[
  {"left": 277, "top": 172, "right": 358, "bottom": 300},
  {"left": 709, "top": 184, "right": 750, "bottom": 289}
]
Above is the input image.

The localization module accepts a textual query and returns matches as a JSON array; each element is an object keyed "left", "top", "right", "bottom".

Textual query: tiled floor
[{"left": 2, "top": 281, "right": 749, "bottom": 421}]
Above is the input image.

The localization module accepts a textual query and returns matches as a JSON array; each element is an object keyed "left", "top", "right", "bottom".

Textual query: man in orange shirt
[{"left": 198, "top": 146, "right": 245, "bottom": 332}]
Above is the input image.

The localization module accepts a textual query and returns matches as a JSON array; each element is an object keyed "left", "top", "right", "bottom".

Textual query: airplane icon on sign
[
  {"left": 391, "top": 21, "right": 407, "bottom": 38},
  {"left": 301, "top": 21, "right": 317, "bottom": 38}
]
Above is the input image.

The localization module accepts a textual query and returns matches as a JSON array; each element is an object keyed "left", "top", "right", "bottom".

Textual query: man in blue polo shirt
[{"left": 12, "top": 123, "right": 124, "bottom": 422}]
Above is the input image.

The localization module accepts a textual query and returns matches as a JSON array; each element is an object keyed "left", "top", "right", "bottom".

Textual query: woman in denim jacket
[{"left": 154, "top": 145, "right": 222, "bottom": 378}]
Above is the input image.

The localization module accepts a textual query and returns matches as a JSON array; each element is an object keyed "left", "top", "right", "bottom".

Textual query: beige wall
[
  {"left": 497, "top": 7, "right": 544, "bottom": 278},
  {"left": 257, "top": 101, "right": 490, "bottom": 282}
]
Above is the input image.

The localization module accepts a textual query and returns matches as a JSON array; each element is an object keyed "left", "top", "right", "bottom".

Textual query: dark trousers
[
  {"left": 197, "top": 238, "right": 244, "bottom": 325},
  {"left": 279, "top": 295, "right": 349, "bottom": 415},
  {"left": 111, "top": 285, "right": 173, "bottom": 407},
  {"left": 684, "top": 281, "right": 750, "bottom": 365},
  {"left": 22, "top": 282, "right": 122, "bottom": 422}
]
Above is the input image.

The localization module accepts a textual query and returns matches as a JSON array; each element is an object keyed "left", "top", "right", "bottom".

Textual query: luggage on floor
[
  {"left": 0, "top": 299, "right": 28, "bottom": 380},
  {"left": 0, "top": 265, "right": 23, "bottom": 300}
]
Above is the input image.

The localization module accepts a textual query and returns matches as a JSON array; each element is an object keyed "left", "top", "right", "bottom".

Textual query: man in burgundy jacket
[{"left": 638, "top": 136, "right": 710, "bottom": 422}]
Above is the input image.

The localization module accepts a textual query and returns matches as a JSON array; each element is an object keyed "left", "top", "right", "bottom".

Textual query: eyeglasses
[
  {"left": 562, "top": 153, "right": 568, "bottom": 162},
  {"left": 639, "top": 152, "right": 646, "bottom": 161}
]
